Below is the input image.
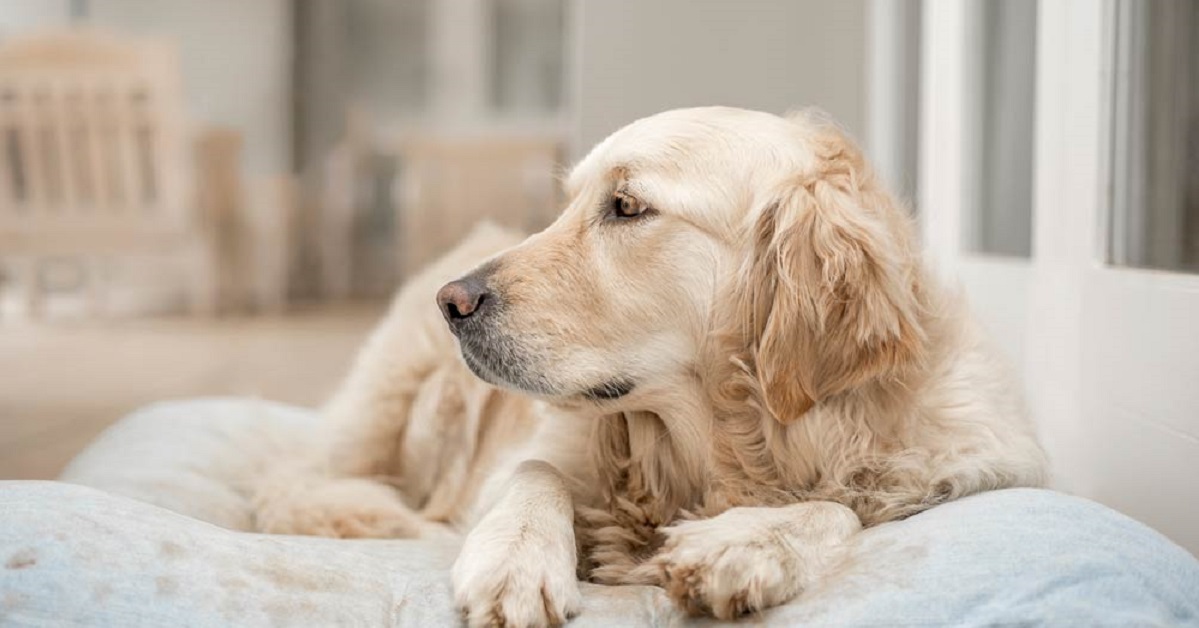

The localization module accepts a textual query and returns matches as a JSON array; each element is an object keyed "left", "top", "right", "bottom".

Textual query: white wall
[
  {"left": 0, "top": 0, "right": 292, "bottom": 176},
  {"left": 570, "top": 0, "right": 866, "bottom": 158},
  {"left": 0, "top": 0, "right": 71, "bottom": 35}
]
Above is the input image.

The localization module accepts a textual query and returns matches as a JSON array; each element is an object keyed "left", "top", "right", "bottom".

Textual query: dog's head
[{"left": 437, "top": 107, "right": 925, "bottom": 421}]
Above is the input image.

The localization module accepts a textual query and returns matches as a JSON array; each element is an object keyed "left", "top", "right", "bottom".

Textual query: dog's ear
[{"left": 742, "top": 125, "right": 926, "bottom": 424}]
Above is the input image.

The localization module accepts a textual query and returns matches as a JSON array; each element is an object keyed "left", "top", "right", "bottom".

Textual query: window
[
  {"left": 345, "top": 0, "right": 431, "bottom": 117},
  {"left": 491, "top": 0, "right": 565, "bottom": 114},
  {"left": 963, "top": 0, "right": 1037, "bottom": 257},
  {"left": 1108, "top": 0, "right": 1199, "bottom": 273}
]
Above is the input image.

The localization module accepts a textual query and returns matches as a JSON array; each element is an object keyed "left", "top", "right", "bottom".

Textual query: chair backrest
[
  {"left": 396, "top": 134, "right": 561, "bottom": 275},
  {"left": 0, "top": 29, "right": 190, "bottom": 245}
]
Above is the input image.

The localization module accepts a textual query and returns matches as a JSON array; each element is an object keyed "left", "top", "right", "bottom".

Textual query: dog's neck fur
[
  {"left": 585, "top": 375, "right": 715, "bottom": 525},
  {"left": 574, "top": 367, "right": 904, "bottom": 586}
]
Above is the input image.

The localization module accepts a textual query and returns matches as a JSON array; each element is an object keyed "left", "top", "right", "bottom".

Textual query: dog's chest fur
[
  {"left": 575, "top": 408, "right": 835, "bottom": 584},
  {"left": 571, "top": 395, "right": 945, "bottom": 585}
]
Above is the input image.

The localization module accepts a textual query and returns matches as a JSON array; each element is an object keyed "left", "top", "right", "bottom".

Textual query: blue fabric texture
[{"left": 0, "top": 399, "right": 1196, "bottom": 626}]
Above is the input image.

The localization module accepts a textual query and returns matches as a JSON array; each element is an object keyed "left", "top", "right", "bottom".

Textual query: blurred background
[{"left": 0, "top": 1, "right": 1195, "bottom": 552}]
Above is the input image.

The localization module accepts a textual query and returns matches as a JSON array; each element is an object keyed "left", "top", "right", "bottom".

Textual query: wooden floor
[{"left": 0, "top": 305, "right": 383, "bottom": 480}]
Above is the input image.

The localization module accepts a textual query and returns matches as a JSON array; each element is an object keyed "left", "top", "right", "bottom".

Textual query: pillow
[{"left": 4, "top": 398, "right": 1191, "bottom": 626}]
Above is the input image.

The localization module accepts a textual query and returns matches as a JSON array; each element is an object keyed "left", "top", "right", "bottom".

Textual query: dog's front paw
[
  {"left": 650, "top": 517, "right": 798, "bottom": 619},
  {"left": 452, "top": 519, "right": 581, "bottom": 627},
  {"left": 648, "top": 504, "right": 859, "bottom": 619}
]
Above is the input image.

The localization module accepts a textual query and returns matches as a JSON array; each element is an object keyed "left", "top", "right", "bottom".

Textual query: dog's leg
[
  {"left": 453, "top": 460, "right": 582, "bottom": 628},
  {"left": 644, "top": 501, "right": 861, "bottom": 619},
  {"left": 250, "top": 293, "right": 455, "bottom": 538},
  {"left": 253, "top": 223, "right": 525, "bottom": 539},
  {"left": 252, "top": 463, "right": 435, "bottom": 538},
  {"left": 323, "top": 222, "right": 524, "bottom": 481}
]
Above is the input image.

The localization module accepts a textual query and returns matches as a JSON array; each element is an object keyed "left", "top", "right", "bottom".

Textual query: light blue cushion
[{"left": 0, "top": 399, "right": 1195, "bottom": 626}]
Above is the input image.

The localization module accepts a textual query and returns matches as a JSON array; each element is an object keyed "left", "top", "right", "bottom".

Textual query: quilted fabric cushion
[{"left": 0, "top": 399, "right": 1193, "bottom": 626}]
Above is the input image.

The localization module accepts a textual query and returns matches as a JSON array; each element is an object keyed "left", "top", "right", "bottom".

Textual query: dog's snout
[{"left": 437, "top": 277, "right": 491, "bottom": 325}]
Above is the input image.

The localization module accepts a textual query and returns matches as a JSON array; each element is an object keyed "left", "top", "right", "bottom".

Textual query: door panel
[
  {"left": 1083, "top": 271, "right": 1199, "bottom": 438},
  {"left": 1088, "top": 408, "right": 1199, "bottom": 551},
  {"left": 921, "top": 0, "right": 1199, "bottom": 554}
]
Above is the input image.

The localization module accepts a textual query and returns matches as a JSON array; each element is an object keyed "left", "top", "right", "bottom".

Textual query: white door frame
[
  {"left": 918, "top": 1, "right": 1033, "bottom": 378},
  {"left": 1024, "top": 0, "right": 1104, "bottom": 497}
]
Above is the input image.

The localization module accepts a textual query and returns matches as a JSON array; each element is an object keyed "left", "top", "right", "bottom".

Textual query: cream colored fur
[{"left": 254, "top": 107, "right": 1048, "bottom": 626}]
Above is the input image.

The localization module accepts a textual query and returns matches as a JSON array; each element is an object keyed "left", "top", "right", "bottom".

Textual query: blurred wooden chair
[
  {"left": 195, "top": 129, "right": 296, "bottom": 314},
  {"left": 393, "top": 134, "right": 560, "bottom": 277},
  {"left": 246, "top": 175, "right": 298, "bottom": 314},
  {"left": 318, "top": 108, "right": 387, "bottom": 301},
  {"left": 320, "top": 135, "right": 363, "bottom": 302},
  {"left": 0, "top": 29, "right": 234, "bottom": 318}
]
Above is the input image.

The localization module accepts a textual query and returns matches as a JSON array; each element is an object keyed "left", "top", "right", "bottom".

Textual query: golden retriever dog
[{"left": 255, "top": 107, "right": 1048, "bottom": 625}]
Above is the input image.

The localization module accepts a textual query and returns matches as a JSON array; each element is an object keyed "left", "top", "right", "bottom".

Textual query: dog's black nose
[{"left": 437, "top": 277, "right": 491, "bottom": 323}]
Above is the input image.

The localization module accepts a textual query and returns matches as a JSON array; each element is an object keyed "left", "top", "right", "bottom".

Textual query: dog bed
[{"left": 1, "top": 398, "right": 1196, "bottom": 626}]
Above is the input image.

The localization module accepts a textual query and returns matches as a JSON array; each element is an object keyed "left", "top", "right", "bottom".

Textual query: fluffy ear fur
[{"left": 743, "top": 124, "right": 926, "bottom": 424}]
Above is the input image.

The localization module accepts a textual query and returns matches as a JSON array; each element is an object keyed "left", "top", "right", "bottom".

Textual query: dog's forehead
[{"left": 567, "top": 107, "right": 804, "bottom": 194}]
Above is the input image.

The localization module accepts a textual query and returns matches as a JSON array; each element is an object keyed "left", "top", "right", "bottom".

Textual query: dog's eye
[{"left": 611, "top": 193, "right": 649, "bottom": 219}]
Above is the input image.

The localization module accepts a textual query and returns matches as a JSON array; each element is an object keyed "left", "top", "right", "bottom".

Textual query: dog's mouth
[
  {"left": 457, "top": 336, "right": 635, "bottom": 404},
  {"left": 458, "top": 337, "right": 553, "bottom": 396},
  {"left": 581, "top": 378, "right": 635, "bottom": 402}
]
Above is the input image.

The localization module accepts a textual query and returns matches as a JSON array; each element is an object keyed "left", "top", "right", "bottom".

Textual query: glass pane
[
  {"left": 963, "top": 0, "right": 1037, "bottom": 257},
  {"left": 1109, "top": 0, "right": 1199, "bottom": 273},
  {"left": 490, "top": 0, "right": 565, "bottom": 114},
  {"left": 345, "top": 0, "right": 431, "bottom": 116}
]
